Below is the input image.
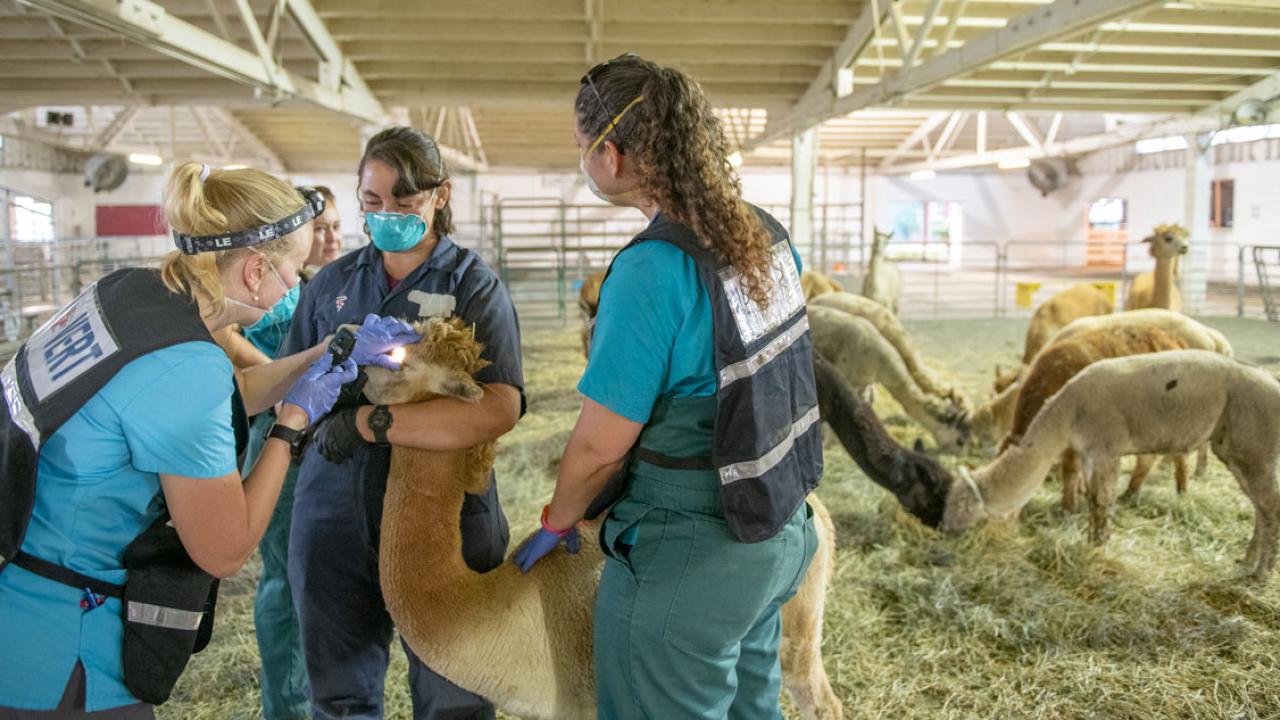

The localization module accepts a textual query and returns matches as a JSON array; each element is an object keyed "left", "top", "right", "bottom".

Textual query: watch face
[{"left": 370, "top": 406, "right": 391, "bottom": 430}]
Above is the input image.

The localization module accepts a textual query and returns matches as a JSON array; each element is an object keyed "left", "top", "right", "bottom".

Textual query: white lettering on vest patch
[
  {"left": 718, "top": 243, "right": 804, "bottom": 345},
  {"left": 408, "top": 291, "right": 456, "bottom": 319},
  {"left": 25, "top": 284, "right": 119, "bottom": 402}
]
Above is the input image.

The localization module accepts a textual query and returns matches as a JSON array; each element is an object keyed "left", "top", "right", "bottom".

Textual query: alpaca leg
[
  {"left": 1238, "top": 463, "right": 1280, "bottom": 582},
  {"left": 1085, "top": 456, "right": 1119, "bottom": 545},
  {"left": 780, "top": 499, "right": 842, "bottom": 720},
  {"left": 1121, "top": 454, "right": 1158, "bottom": 501},
  {"left": 1060, "top": 449, "right": 1080, "bottom": 513},
  {"left": 1195, "top": 445, "right": 1210, "bottom": 480},
  {"left": 1174, "top": 454, "right": 1188, "bottom": 495}
]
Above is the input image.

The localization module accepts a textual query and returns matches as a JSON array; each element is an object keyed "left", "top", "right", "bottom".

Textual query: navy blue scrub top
[{"left": 278, "top": 238, "right": 524, "bottom": 528}]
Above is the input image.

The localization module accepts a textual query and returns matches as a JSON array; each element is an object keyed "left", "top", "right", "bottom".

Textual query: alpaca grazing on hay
[
  {"left": 943, "top": 350, "right": 1280, "bottom": 583},
  {"left": 1000, "top": 325, "right": 1192, "bottom": 511},
  {"left": 1020, "top": 283, "right": 1114, "bottom": 365},
  {"left": 812, "top": 354, "right": 951, "bottom": 527},
  {"left": 801, "top": 270, "right": 845, "bottom": 301},
  {"left": 363, "top": 317, "right": 844, "bottom": 720}
]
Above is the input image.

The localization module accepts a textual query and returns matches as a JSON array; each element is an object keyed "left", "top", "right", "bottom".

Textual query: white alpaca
[
  {"left": 811, "top": 291, "right": 965, "bottom": 410},
  {"left": 862, "top": 227, "right": 901, "bottom": 314},
  {"left": 943, "top": 350, "right": 1280, "bottom": 582},
  {"left": 807, "top": 304, "right": 969, "bottom": 452}
]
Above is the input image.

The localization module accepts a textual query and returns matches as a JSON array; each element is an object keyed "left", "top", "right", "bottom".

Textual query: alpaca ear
[{"left": 913, "top": 438, "right": 926, "bottom": 453}]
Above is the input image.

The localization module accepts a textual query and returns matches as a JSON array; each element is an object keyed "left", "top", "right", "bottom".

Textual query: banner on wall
[{"left": 95, "top": 205, "right": 166, "bottom": 237}]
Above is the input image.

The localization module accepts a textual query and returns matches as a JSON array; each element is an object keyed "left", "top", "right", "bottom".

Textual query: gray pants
[{"left": 0, "top": 664, "right": 154, "bottom": 720}]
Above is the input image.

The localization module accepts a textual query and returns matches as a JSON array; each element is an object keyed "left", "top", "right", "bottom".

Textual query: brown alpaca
[
  {"left": 1125, "top": 224, "right": 1189, "bottom": 311},
  {"left": 999, "top": 325, "right": 1191, "bottom": 511},
  {"left": 364, "top": 317, "right": 843, "bottom": 720},
  {"left": 577, "top": 271, "right": 606, "bottom": 359},
  {"left": 801, "top": 270, "right": 845, "bottom": 301},
  {"left": 1020, "top": 283, "right": 1114, "bottom": 365}
]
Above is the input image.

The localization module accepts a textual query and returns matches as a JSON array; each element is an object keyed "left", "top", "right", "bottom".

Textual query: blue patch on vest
[{"left": 25, "top": 284, "right": 119, "bottom": 402}]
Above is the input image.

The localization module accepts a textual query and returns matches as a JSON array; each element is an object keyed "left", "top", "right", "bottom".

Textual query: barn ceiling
[{"left": 0, "top": 0, "right": 1277, "bottom": 173}]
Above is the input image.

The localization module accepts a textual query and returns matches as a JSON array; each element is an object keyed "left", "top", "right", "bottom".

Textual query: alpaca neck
[
  {"left": 381, "top": 449, "right": 478, "bottom": 599},
  {"left": 815, "top": 357, "right": 910, "bottom": 493},
  {"left": 868, "top": 235, "right": 884, "bottom": 271},
  {"left": 976, "top": 410, "right": 1071, "bottom": 516},
  {"left": 1152, "top": 255, "right": 1176, "bottom": 309}
]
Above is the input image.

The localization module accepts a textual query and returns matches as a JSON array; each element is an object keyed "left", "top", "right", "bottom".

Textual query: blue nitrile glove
[
  {"left": 351, "top": 313, "right": 421, "bottom": 370},
  {"left": 283, "top": 354, "right": 358, "bottom": 424},
  {"left": 513, "top": 506, "right": 581, "bottom": 574}
]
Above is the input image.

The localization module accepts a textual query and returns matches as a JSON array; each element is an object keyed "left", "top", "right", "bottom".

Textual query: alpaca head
[
  {"left": 1143, "top": 223, "right": 1189, "bottom": 260},
  {"left": 893, "top": 440, "right": 953, "bottom": 528},
  {"left": 941, "top": 465, "right": 988, "bottom": 533},
  {"left": 993, "top": 363, "right": 1024, "bottom": 393},
  {"left": 363, "top": 317, "right": 490, "bottom": 407},
  {"left": 927, "top": 400, "right": 971, "bottom": 453}
]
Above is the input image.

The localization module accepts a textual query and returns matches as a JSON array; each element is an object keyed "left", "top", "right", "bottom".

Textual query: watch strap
[{"left": 267, "top": 422, "right": 306, "bottom": 460}]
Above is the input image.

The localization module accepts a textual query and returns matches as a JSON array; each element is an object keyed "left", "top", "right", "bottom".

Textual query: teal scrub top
[
  {"left": 578, "top": 238, "right": 803, "bottom": 421},
  {"left": 0, "top": 341, "right": 238, "bottom": 711}
]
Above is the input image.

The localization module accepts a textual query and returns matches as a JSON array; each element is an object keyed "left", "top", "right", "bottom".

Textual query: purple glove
[
  {"left": 283, "top": 354, "right": 358, "bottom": 424},
  {"left": 513, "top": 507, "right": 581, "bottom": 573},
  {"left": 351, "top": 313, "right": 421, "bottom": 370}
]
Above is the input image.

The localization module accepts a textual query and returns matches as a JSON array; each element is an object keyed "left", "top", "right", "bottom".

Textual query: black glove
[{"left": 311, "top": 407, "right": 366, "bottom": 464}]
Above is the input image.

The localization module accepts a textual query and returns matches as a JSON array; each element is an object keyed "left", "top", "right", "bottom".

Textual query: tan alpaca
[
  {"left": 970, "top": 369, "right": 1022, "bottom": 446},
  {"left": 1021, "top": 283, "right": 1114, "bottom": 365},
  {"left": 364, "top": 318, "right": 843, "bottom": 720},
  {"left": 943, "top": 350, "right": 1280, "bottom": 582},
  {"left": 801, "top": 270, "right": 845, "bottom": 301},
  {"left": 862, "top": 227, "right": 901, "bottom": 314},
  {"left": 808, "top": 304, "right": 969, "bottom": 452},
  {"left": 811, "top": 291, "right": 966, "bottom": 410},
  {"left": 578, "top": 271, "right": 606, "bottom": 359},
  {"left": 998, "top": 325, "right": 1191, "bottom": 511},
  {"left": 1125, "top": 223, "right": 1189, "bottom": 311}
]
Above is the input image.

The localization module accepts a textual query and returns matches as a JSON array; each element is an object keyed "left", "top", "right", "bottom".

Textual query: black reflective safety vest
[
  {"left": 589, "top": 208, "right": 823, "bottom": 543},
  {"left": 0, "top": 268, "right": 243, "bottom": 705}
]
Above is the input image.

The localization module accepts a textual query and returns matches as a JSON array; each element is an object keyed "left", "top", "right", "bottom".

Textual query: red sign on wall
[{"left": 95, "top": 205, "right": 167, "bottom": 236}]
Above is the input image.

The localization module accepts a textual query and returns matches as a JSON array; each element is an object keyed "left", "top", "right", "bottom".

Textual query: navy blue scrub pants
[{"left": 289, "top": 450, "right": 509, "bottom": 720}]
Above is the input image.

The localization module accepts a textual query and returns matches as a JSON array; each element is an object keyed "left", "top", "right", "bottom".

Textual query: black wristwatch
[
  {"left": 267, "top": 422, "right": 307, "bottom": 461},
  {"left": 368, "top": 405, "right": 393, "bottom": 446}
]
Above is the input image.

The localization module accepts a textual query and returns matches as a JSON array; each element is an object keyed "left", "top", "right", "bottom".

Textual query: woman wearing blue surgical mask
[
  {"left": 514, "top": 54, "right": 823, "bottom": 719},
  {"left": 278, "top": 126, "right": 525, "bottom": 720},
  {"left": 0, "top": 163, "right": 417, "bottom": 718}
]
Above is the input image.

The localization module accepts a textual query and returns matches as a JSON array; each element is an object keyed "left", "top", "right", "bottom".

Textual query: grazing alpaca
[
  {"left": 970, "top": 370, "right": 1022, "bottom": 446},
  {"left": 999, "top": 325, "right": 1191, "bottom": 511},
  {"left": 811, "top": 291, "right": 965, "bottom": 409},
  {"left": 1046, "top": 309, "right": 1234, "bottom": 485},
  {"left": 1021, "top": 283, "right": 1114, "bottom": 364},
  {"left": 862, "top": 227, "right": 902, "bottom": 314},
  {"left": 943, "top": 351, "right": 1280, "bottom": 582},
  {"left": 807, "top": 304, "right": 970, "bottom": 452},
  {"left": 1125, "top": 223, "right": 1189, "bottom": 311},
  {"left": 813, "top": 354, "right": 951, "bottom": 527},
  {"left": 577, "top": 271, "right": 606, "bottom": 359},
  {"left": 364, "top": 318, "right": 844, "bottom": 720},
  {"left": 801, "top": 270, "right": 845, "bottom": 301}
]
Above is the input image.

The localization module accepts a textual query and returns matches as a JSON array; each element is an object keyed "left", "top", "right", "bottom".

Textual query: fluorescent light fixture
[
  {"left": 727, "top": 151, "right": 744, "bottom": 168},
  {"left": 910, "top": 169, "right": 936, "bottom": 180},
  {"left": 1134, "top": 135, "right": 1187, "bottom": 155},
  {"left": 127, "top": 152, "right": 163, "bottom": 166},
  {"left": 997, "top": 158, "right": 1031, "bottom": 169},
  {"left": 223, "top": 164, "right": 248, "bottom": 170}
]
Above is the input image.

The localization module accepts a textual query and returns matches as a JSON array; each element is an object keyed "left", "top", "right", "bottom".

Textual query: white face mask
[{"left": 579, "top": 153, "right": 610, "bottom": 203}]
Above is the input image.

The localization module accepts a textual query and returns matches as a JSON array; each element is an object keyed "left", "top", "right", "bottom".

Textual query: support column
[
  {"left": 1182, "top": 133, "right": 1211, "bottom": 315},
  {"left": 790, "top": 126, "right": 819, "bottom": 268}
]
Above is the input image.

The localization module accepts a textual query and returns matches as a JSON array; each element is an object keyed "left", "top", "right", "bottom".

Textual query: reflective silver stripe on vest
[
  {"left": 127, "top": 601, "right": 204, "bottom": 631},
  {"left": 718, "top": 314, "right": 808, "bottom": 388},
  {"left": 719, "top": 404, "right": 821, "bottom": 485},
  {"left": 2, "top": 357, "right": 40, "bottom": 447}
]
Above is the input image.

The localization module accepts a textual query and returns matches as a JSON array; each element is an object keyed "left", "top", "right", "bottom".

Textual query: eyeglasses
[{"left": 579, "top": 53, "right": 645, "bottom": 156}]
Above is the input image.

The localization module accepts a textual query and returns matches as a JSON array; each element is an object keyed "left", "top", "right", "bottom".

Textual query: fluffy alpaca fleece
[
  {"left": 943, "top": 350, "right": 1280, "bottom": 583},
  {"left": 802, "top": 270, "right": 845, "bottom": 301},
  {"left": 813, "top": 354, "right": 951, "bottom": 527},
  {"left": 1000, "top": 325, "right": 1191, "bottom": 511},
  {"left": 811, "top": 291, "right": 966, "bottom": 410},
  {"left": 363, "top": 317, "right": 844, "bottom": 720},
  {"left": 1020, "top": 283, "right": 1114, "bottom": 365},
  {"left": 861, "top": 227, "right": 901, "bottom": 314},
  {"left": 1125, "top": 223, "right": 1189, "bottom": 312},
  {"left": 577, "top": 271, "right": 606, "bottom": 359},
  {"left": 807, "top": 304, "right": 970, "bottom": 452}
]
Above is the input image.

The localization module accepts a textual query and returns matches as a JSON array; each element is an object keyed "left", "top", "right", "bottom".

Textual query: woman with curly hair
[{"left": 515, "top": 54, "right": 824, "bottom": 717}]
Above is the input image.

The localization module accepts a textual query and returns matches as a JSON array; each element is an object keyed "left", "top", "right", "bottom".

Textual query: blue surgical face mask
[
  {"left": 242, "top": 282, "right": 299, "bottom": 356},
  {"left": 366, "top": 189, "right": 438, "bottom": 252}
]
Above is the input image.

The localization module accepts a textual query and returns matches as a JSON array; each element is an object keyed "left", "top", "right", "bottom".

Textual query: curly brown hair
[{"left": 576, "top": 54, "right": 775, "bottom": 308}]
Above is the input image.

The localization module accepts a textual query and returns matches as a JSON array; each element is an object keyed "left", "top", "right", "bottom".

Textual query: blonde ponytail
[{"left": 161, "top": 162, "right": 306, "bottom": 310}]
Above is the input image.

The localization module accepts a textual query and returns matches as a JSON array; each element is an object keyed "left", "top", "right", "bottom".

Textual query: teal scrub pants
[
  {"left": 594, "top": 474, "right": 818, "bottom": 720},
  {"left": 245, "top": 411, "right": 310, "bottom": 720}
]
